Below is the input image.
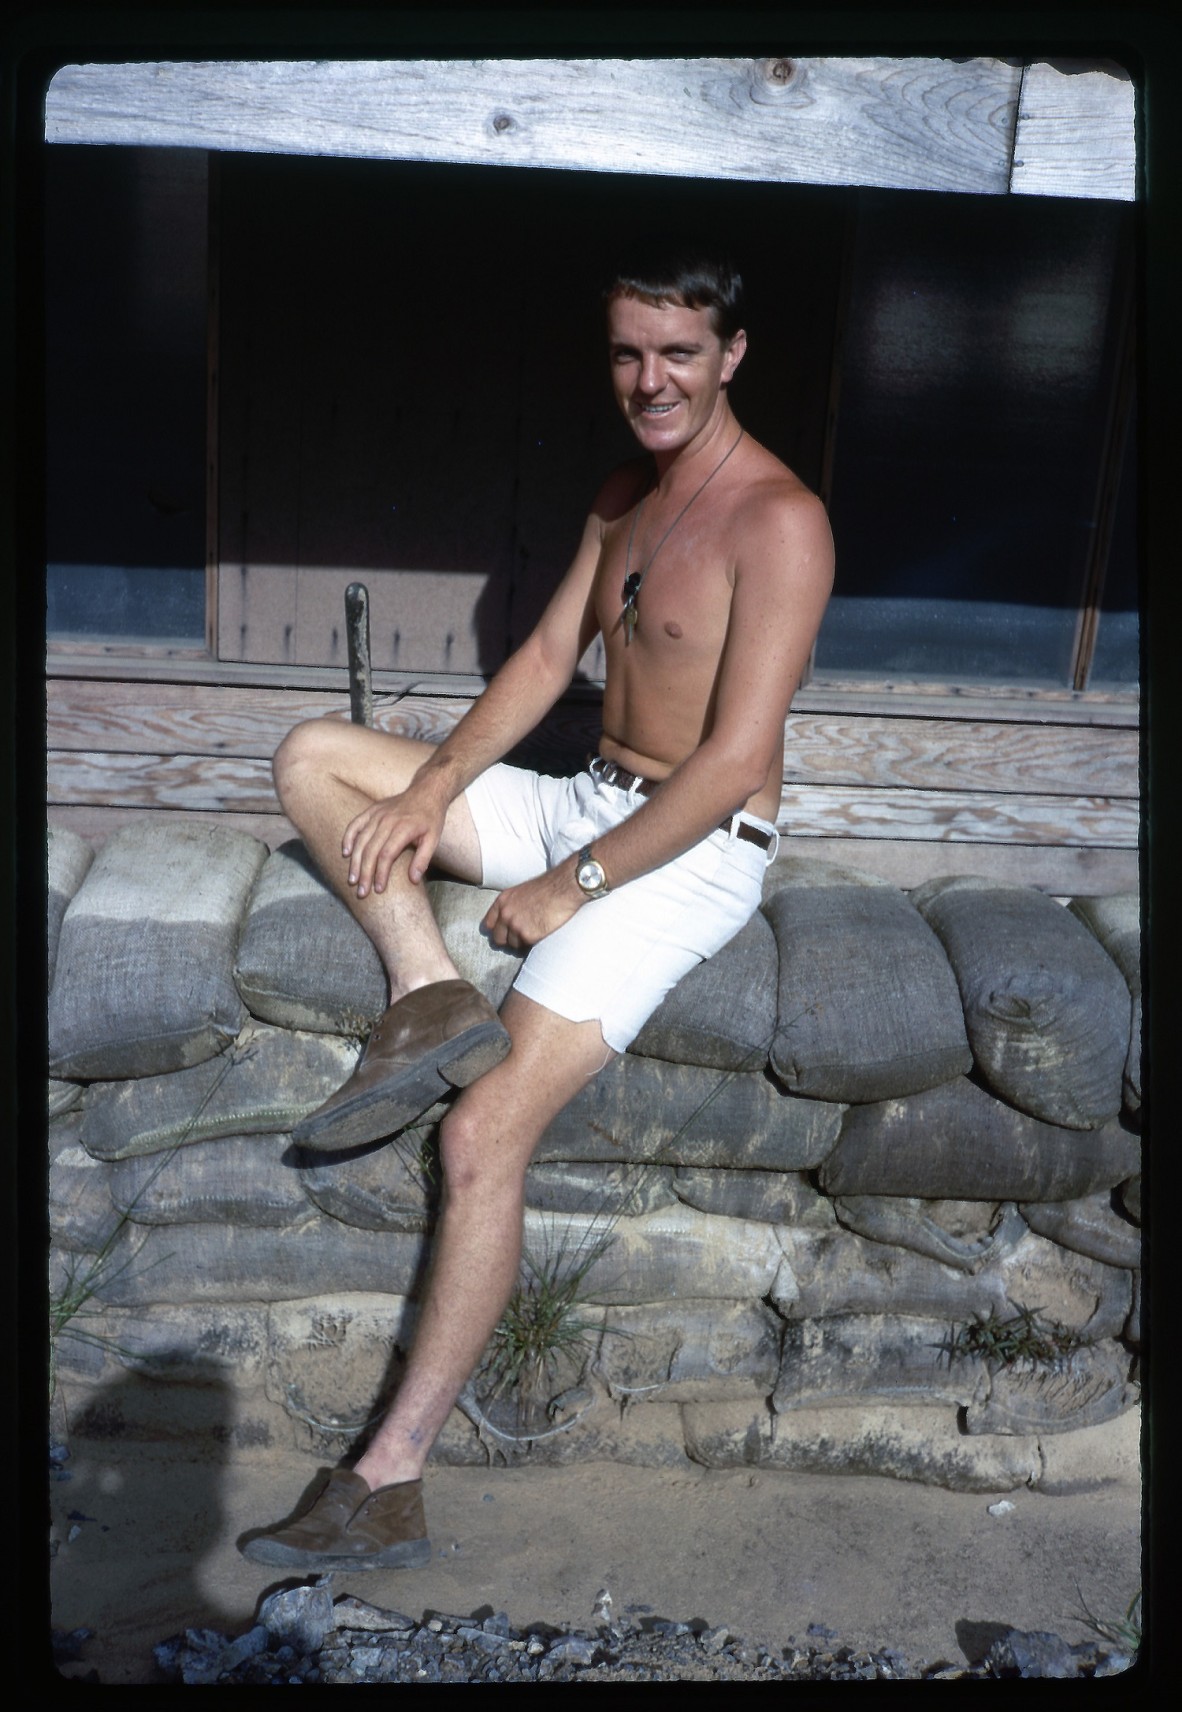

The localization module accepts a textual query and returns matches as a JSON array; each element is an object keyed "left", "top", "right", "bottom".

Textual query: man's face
[{"left": 606, "top": 293, "right": 746, "bottom": 459}]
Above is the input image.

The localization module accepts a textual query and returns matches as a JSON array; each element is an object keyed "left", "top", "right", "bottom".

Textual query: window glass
[
  {"left": 45, "top": 146, "right": 208, "bottom": 643},
  {"left": 816, "top": 191, "right": 1133, "bottom": 688}
]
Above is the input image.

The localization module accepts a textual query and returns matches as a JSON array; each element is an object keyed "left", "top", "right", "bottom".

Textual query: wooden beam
[
  {"left": 47, "top": 748, "right": 1136, "bottom": 849},
  {"left": 46, "top": 680, "right": 1138, "bottom": 799},
  {"left": 44, "top": 56, "right": 1052, "bottom": 196},
  {"left": 1011, "top": 61, "right": 1136, "bottom": 201},
  {"left": 45, "top": 803, "right": 1137, "bottom": 895}
]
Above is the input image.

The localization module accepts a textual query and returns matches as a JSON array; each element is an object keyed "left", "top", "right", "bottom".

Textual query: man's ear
[{"left": 721, "top": 328, "right": 747, "bottom": 384}]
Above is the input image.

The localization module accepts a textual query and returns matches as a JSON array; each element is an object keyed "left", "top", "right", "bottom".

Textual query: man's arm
[
  {"left": 484, "top": 485, "right": 833, "bottom": 945},
  {"left": 340, "top": 506, "right": 605, "bottom": 897}
]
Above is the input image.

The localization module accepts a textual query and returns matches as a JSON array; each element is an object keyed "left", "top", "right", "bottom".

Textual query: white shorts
[{"left": 462, "top": 761, "right": 778, "bottom": 1052}]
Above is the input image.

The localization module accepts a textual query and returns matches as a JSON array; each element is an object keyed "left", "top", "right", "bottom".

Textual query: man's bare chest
[{"left": 595, "top": 516, "right": 736, "bottom": 661}]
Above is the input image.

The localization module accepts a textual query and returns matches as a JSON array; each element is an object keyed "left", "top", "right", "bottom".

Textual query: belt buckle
[{"left": 595, "top": 758, "right": 622, "bottom": 788}]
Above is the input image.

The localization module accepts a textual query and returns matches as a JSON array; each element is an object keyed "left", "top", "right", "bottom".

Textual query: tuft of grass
[
  {"left": 1074, "top": 1586, "right": 1141, "bottom": 1655},
  {"left": 479, "top": 1217, "right": 615, "bottom": 1433},
  {"left": 942, "top": 1302, "right": 1084, "bottom": 1369}
]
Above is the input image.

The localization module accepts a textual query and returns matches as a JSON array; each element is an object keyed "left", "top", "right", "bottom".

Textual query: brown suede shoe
[
  {"left": 292, "top": 978, "right": 511, "bottom": 1152},
  {"left": 238, "top": 1468, "right": 431, "bottom": 1572}
]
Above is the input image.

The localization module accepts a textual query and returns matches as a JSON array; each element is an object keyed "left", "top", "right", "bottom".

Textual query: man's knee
[
  {"left": 437, "top": 1091, "right": 538, "bottom": 1201},
  {"left": 273, "top": 716, "right": 335, "bottom": 797}
]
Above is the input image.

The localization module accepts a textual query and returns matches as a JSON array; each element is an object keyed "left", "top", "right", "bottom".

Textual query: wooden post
[{"left": 345, "top": 583, "right": 373, "bottom": 727}]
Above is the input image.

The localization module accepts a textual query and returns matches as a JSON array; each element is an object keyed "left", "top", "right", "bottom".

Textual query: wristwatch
[{"left": 574, "top": 845, "right": 610, "bottom": 900}]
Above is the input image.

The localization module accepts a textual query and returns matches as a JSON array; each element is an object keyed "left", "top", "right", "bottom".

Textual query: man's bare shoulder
[{"left": 733, "top": 448, "right": 834, "bottom": 578}]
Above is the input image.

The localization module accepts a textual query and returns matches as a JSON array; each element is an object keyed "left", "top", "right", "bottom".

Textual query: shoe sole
[
  {"left": 240, "top": 1534, "right": 432, "bottom": 1572},
  {"left": 292, "top": 1020, "right": 511, "bottom": 1154}
]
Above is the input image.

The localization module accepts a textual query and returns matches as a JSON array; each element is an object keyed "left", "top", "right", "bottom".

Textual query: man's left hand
[{"left": 482, "top": 863, "right": 582, "bottom": 950}]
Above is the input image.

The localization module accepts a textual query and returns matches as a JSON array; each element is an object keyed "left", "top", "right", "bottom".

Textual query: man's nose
[{"left": 638, "top": 354, "right": 666, "bottom": 394}]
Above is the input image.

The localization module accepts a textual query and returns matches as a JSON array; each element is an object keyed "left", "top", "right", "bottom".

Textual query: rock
[{"left": 259, "top": 1579, "right": 336, "bottom": 1655}]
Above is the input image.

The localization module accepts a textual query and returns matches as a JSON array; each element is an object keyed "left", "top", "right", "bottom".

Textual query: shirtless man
[{"left": 240, "top": 254, "right": 833, "bottom": 1572}]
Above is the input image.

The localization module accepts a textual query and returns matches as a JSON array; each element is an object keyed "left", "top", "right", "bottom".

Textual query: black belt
[{"left": 588, "top": 756, "right": 776, "bottom": 851}]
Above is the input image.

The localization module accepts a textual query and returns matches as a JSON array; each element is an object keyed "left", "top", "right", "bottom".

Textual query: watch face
[{"left": 577, "top": 855, "right": 606, "bottom": 894}]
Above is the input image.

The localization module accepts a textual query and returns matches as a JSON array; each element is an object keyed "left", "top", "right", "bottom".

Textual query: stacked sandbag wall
[{"left": 47, "top": 822, "right": 1142, "bottom": 1492}]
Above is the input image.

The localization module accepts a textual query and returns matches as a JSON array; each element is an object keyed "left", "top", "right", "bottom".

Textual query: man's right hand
[{"left": 341, "top": 775, "right": 451, "bottom": 899}]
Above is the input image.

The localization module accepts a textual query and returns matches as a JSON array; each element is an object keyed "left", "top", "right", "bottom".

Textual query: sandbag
[
  {"left": 831, "top": 1196, "right": 1024, "bottom": 1271},
  {"left": 1068, "top": 892, "right": 1141, "bottom": 1112},
  {"left": 592, "top": 1300, "right": 782, "bottom": 1402},
  {"left": 523, "top": 1161, "right": 679, "bottom": 1217},
  {"left": 426, "top": 878, "right": 524, "bottom": 1008},
  {"left": 110, "top": 1131, "right": 310, "bottom": 1228},
  {"left": 1019, "top": 1192, "right": 1141, "bottom": 1270},
  {"left": 300, "top": 1136, "right": 440, "bottom": 1232},
  {"left": 963, "top": 1342, "right": 1138, "bottom": 1435},
  {"left": 47, "top": 826, "right": 93, "bottom": 988},
  {"left": 79, "top": 1023, "right": 360, "bottom": 1159},
  {"left": 534, "top": 1053, "right": 843, "bottom": 1171},
  {"left": 519, "top": 1205, "right": 783, "bottom": 1306},
  {"left": 671, "top": 1167, "right": 836, "bottom": 1227},
  {"left": 763, "top": 861, "right": 971, "bottom": 1102},
  {"left": 911, "top": 875, "right": 1129, "bottom": 1128},
  {"left": 683, "top": 1398, "right": 1042, "bottom": 1490},
  {"left": 233, "top": 840, "right": 388, "bottom": 1034},
  {"left": 771, "top": 1225, "right": 1131, "bottom": 1338},
  {"left": 48, "top": 821, "right": 267, "bottom": 1080},
  {"left": 630, "top": 909, "right": 779, "bottom": 1070},
  {"left": 820, "top": 1077, "right": 1140, "bottom": 1203},
  {"left": 773, "top": 1313, "right": 979, "bottom": 1412},
  {"left": 83, "top": 1217, "right": 431, "bottom": 1304},
  {"left": 49, "top": 1129, "right": 117, "bottom": 1253}
]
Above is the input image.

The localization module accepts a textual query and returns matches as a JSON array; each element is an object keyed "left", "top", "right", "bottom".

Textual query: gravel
[{"left": 61, "top": 1586, "right": 1131, "bottom": 1684}]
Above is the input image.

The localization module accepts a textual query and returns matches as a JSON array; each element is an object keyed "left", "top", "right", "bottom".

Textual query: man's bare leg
[
  {"left": 273, "top": 716, "right": 482, "bottom": 996},
  {"left": 353, "top": 992, "right": 613, "bottom": 1489},
  {"left": 273, "top": 718, "right": 513, "bottom": 1151}
]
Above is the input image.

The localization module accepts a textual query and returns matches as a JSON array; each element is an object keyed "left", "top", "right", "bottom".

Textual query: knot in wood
[
  {"left": 491, "top": 111, "right": 516, "bottom": 135},
  {"left": 766, "top": 57, "right": 797, "bottom": 85}
]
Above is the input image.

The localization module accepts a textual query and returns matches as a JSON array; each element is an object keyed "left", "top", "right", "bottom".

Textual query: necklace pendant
[{"left": 623, "top": 603, "right": 637, "bottom": 645}]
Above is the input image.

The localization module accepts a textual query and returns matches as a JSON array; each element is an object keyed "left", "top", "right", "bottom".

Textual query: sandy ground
[{"left": 49, "top": 1406, "right": 1143, "bottom": 1684}]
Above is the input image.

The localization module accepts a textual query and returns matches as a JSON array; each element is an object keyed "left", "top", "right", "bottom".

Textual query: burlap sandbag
[
  {"left": 772, "top": 1224, "right": 1131, "bottom": 1338},
  {"left": 671, "top": 1167, "right": 836, "bottom": 1227},
  {"left": 519, "top": 1205, "right": 783, "bottom": 1306},
  {"left": 300, "top": 1137, "right": 440, "bottom": 1232},
  {"left": 524, "top": 1161, "right": 679, "bottom": 1217},
  {"left": 79, "top": 1023, "right": 360, "bottom": 1159},
  {"left": 533, "top": 1053, "right": 843, "bottom": 1171},
  {"left": 50, "top": 1123, "right": 117, "bottom": 1252},
  {"left": 683, "top": 1398, "right": 1041, "bottom": 1490},
  {"left": 47, "top": 825, "right": 94, "bottom": 989},
  {"left": 630, "top": 910, "right": 779, "bottom": 1071},
  {"left": 84, "top": 1217, "right": 432, "bottom": 1305},
  {"left": 819, "top": 1076, "right": 1140, "bottom": 1202},
  {"left": 911, "top": 875, "right": 1129, "bottom": 1128},
  {"left": 593, "top": 1300, "right": 782, "bottom": 1402},
  {"left": 49, "top": 821, "right": 267, "bottom": 1080},
  {"left": 1068, "top": 892, "right": 1141, "bottom": 1112},
  {"left": 1019, "top": 1191, "right": 1141, "bottom": 1270},
  {"left": 763, "top": 859, "right": 971, "bottom": 1102},
  {"left": 234, "top": 840, "right": 388, "bottom": 1033},
  {"left": 109, "top": 1131, "right": 310, "bottom": 1228}
]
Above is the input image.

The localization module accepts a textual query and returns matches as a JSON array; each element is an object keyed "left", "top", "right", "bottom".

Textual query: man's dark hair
[{"left": 603, "top": 253, "right": 745, "bottom": 342}]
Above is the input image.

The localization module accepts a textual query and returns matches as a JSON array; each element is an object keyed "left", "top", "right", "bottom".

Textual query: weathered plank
[
  {"left": 45, "top": 648, "right": 1140, "bottom": 726},
  {"left": 769, "top": 836, "right": 1137, "bottom": 897},
  {"left": 48, "top": 803, "right": 294, "bottom": 850},
  {"left": 45, "top": 803, "right": 1136, "bottom": 894},
  {"left": 776, "top": 784, "right": 1135, "bottom": 848},
  {"left": 46, "top": 57, "right": 1035, "bottom": 196},
  {"left": 46, "top": 680, "right": 1139, "bottom": 799},
  {"left": 1011, "top": 61, "right": 1136, "bottom": 201},
  {"left": 47, "top": 748, "right": 1136, "bottom": 849}
]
